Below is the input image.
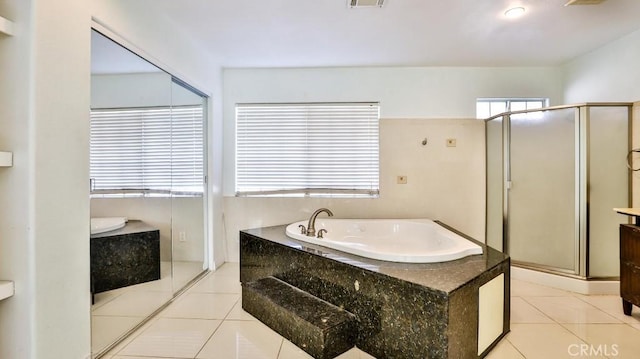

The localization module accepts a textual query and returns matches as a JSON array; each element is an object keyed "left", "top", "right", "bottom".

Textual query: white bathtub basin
[
  {"left": 285, "top": 218, "right": 482, "bottom": 263},
  {"left": 91, "top": 217, "right": 128, "bottom": 235}
]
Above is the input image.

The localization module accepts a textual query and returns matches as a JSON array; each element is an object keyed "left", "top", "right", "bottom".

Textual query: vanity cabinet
[
  {"left": 90, "top": 221, "right": 160, "bottom": 299},
  {"left": 620, "top": 224, "right": 640, "bottom": 315}
]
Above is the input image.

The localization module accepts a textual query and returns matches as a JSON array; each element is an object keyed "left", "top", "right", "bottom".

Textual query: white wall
[
  {"left": 564, "top": 28, "right": 640, "bottom": 104},
  {"left": 0, "top": 1, "right": 91, "bottom": 358},
  {"left": 222, "top": 66, "right": 564, "bottom": 261},
  {"left": 0, "top": 1, "right": 223, "bottom": 358}
]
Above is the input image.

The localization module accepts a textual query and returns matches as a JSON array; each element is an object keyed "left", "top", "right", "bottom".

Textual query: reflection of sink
[{"left": 90, "top": 217, "right": 127, "bottom": 235}]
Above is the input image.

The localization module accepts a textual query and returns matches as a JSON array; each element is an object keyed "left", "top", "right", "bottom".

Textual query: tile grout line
[
  {"left": 520, "top": 295, "right": 622, "bottom": 325},
  {"left": 513, "top": 294, "right": 629, "bottom": 357},
  {"left": 504, "top": 337, "right": 528, "bottom": 359},
  {"left": 190, "top": 290, "right": 240, "bottom": 359},
  {"left": 512, "top": 296, "right": 555, "bottom": 324}
]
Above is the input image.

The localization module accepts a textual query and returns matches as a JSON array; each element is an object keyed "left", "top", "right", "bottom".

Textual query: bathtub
[
  {"left": 285, "top": 218, "right": 482, "bottom": 263},
  {"left": 90, "top": 217, "right": 128, "bottom": 235}
]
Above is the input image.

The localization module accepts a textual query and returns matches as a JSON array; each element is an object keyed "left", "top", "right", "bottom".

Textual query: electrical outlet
[
  {"left": 179, "top": 231, "right": 187, "bottom": 242},
  {"left": 397, "top": 175, "right": 408, "bottom": 184},
  {"left": 446, "top": 138, "right": 457, "bottom": 147}
]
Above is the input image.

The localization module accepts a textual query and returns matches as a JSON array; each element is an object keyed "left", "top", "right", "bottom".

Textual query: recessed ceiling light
[{"left": 504, "top": 7, "right": 526, "bottom": 18}]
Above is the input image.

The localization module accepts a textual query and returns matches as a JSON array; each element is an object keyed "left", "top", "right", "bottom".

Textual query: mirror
[
  {"left": 170, "top": 80, "right": 208, "bottom": 291},
  {"left": 89, "top": 29, "right": 208, "bottom": 357}
]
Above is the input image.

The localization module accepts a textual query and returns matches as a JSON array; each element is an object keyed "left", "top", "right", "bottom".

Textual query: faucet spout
[{"left": 306, "top": 208, "right": 333, "bottom": 237}]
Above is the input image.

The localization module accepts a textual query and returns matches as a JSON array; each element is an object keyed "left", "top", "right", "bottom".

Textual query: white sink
[{"left": 91, "top": 217, "right": 128, "bottom": 235}]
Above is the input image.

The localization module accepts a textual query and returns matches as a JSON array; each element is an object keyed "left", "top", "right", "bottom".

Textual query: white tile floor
[
  {"left": 92, "top": 261, "right": 206, "bottom": 354},
  {"left": 101, "top": 263, "right": 640, "bottom": 359}
]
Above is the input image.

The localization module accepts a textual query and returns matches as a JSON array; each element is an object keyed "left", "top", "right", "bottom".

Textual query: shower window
[
  {"left": 235, "top": 102, "right": 380, "bottom": 197},
  {"left": 90, "top": 105, "right": 204, "bottom": 196},
  {"left": 476, "top": 98, "right": 547, "bottom": 119}
]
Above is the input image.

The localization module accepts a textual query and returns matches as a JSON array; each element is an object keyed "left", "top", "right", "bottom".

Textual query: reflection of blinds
[
  {"left": 236, "top": 102, "right": 380, "bottom": 197},
  {"left": 90, "top": 106, "right": 203, "bottom": 194}
]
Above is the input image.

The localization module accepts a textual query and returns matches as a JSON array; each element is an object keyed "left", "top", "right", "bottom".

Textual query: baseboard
[{"left": 511, "top": 266, "right": 619, "bottom": 295}]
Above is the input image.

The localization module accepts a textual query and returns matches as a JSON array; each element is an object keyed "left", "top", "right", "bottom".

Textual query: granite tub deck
[
  {"left": 240, "top": 222, "right": 510, "bottom": 359},
  {"left": 90, "top": 220, "right": 161, "bottom": 301}
]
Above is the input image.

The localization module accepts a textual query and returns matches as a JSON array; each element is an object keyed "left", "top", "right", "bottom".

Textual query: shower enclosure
[{"left": 486, "top": 103, "right": 632, "bottom": 279}]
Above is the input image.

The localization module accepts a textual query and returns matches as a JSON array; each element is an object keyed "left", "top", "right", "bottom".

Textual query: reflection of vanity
[
  {"left": 614, "top": 208, "right": 640, "bottom": 315},
  {"left": 90, "top": 220, "right": 160, "bottom": 300}
]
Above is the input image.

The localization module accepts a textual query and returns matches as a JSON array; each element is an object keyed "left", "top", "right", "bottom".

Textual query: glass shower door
[
  {"left": 486, "top": 116, "right": 504, "bottom": 251},
  {"left": 587, "top": 106, "right": 629, "bottom": 278},
  {"left": 507, "top": 108, "right": 578, "bottom": 273}
]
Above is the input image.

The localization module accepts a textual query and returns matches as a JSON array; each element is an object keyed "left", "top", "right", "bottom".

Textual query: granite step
[{"left": 242, "top": 276, "right": 357, "bottom": 359}]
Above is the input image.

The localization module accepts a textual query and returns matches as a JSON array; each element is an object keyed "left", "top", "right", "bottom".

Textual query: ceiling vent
[
  {"left": 349, "top": 0, "right": 385, "bottom": 8},
  {"left": 564, "top": 0, "right": 607, "bottom": 5}
]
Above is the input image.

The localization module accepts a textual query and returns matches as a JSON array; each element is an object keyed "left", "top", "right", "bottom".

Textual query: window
[
  {"left": 476, "top": 98, "right": 547, "bottom": 119},
  {"left": 235, "top": 102, "right": 379, "bottom": 197},
  {"left": 90, "top": 105, "right": 204, "bottom": 196}
]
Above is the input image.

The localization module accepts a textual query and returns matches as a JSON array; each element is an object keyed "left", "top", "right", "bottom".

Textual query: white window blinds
[
  {"left": 235, "top": 103, "right": 380, "bottom": 197},
  {"left": 90, "top": 106, "right": 204, "bottom": 195}
]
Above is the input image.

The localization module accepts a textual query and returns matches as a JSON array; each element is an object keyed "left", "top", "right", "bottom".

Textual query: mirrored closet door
[{"left": 89, "top": 29, "right": 208, "bottom": 357}]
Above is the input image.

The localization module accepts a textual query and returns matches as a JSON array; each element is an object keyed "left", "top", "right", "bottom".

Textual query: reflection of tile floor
[
  {"left": 102, "top": 263, "right": 640, "bottom": 359},
  {"left": 92, "top": 261, "right": 205, "bottom": 355}
]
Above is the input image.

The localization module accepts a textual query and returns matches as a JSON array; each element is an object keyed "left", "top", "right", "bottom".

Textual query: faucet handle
[
  {"left": 298, "top": 224, "right": 307, "bottom": 235},
  {"left": 317, "top": 229, "right": 327, "bottom": 238}
]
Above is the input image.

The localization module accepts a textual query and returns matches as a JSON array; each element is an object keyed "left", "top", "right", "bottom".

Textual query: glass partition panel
[
  {"left": 588, "top": 106, "right": 629, "bottom": 277},
  {"left": 170, "top": 79, "right": 207, "bottom": 293},
  {"left": 508, "top": 108, "right": 577, "bottom": 272},
  {"left": 486, "top": 117, "right": 504, "bottom": 251}
]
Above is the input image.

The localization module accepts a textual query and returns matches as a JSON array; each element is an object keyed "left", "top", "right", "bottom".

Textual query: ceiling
[{"left": 94, "top": 0, "right": 640, "bottom": 71}]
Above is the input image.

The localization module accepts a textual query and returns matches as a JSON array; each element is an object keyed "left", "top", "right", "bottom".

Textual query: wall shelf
[
  {"left": 0, "top": 15, "right": 14, "bottom": 36},
  {"left": 0, "top": 151, "right": 13, "bottom": 167},
  {"left": 0, "top": 281, "right": 15, "bottom": 301}
]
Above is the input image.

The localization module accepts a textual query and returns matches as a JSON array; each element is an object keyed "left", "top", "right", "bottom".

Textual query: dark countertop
[
  {"left": 90, "top": 220, "right": 159, "bottom": 239},
  {"left": 242, "top": 223, "right": 509, "bottom": 294}
]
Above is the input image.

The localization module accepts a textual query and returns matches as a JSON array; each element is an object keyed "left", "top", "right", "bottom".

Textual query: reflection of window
[
  {"left": 235, "top": 102, "right": 380, "bottom": 197},
  {"left": 90, "top": 105, "right": 204, "bottom": 196},
  {"left": 476, "top": 98, "right": 547, "bottom": 119}
]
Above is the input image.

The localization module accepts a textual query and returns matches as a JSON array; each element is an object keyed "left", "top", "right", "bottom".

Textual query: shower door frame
[{"left": 486, "top": 103, "right": 632, "bottom": 279}]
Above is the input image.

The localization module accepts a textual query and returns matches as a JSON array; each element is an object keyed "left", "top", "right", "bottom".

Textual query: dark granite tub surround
[
  {"left": 90, "top": 220, "right": 161, "bottom": 297},
  {"left": 240, "top": 222, "right": 510, "bottom": 359}
]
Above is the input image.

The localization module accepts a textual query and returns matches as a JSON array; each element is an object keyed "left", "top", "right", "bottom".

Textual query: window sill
[
  {"left": 91, "top": 191, "right": 203, "bottom": 199},
  {"left": 236, "top": 192, "right": 379, "bottom": 199}
]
